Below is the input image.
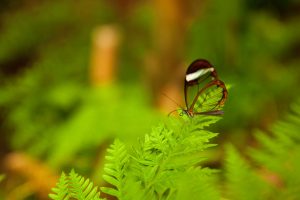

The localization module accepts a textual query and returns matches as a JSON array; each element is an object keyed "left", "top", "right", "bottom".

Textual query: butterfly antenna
[
  {"left": 167, "top": 109, "right": 180, "bottom": 117},
  {"left": 161, "top": 93, "right": 184, "bottom": 117},
  {"left": 162, "top": 93, "right": 182, "bottom": 108}
]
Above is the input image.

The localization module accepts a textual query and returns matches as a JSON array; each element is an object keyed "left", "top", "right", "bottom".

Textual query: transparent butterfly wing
[
  {"left": 192, "top": 80, "right": 227, "bottom": 114},
  {"left": 184, "top": 60, "right": 218, "bottom": 109}
]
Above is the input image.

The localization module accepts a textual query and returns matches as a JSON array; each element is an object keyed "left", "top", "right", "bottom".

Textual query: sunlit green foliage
[
  {"left": 0, "top": 0, "right": 160, "bottom": 170},
  {"left": 49, "top": 173, "right": 70, "bottom": 200},
  {"left": 249, "top": 100, "right": 300, "bottom": 199},
  {"left": 101, "top": 139, "right": 129, "bottom": 198},
  {"left": 225, "top": 145, "right": 268, "bottom": 200},
  {"left": 51, "top": 99, "right": 300, "bottom": 200},
  {"left": 49, "top": 170, "right": 103, "bottom": 200},
  {"left": 1, "top": 0, "right": 300, "bottom": 199},
  {"left": 52, "top": 115, "right": 221, "bottom": 200},
  {"left": 187, "top": 0, "right": 300, "bottom": 131},
  {"left": 225, "top": 100, "right": 300, "bottom": 200}
]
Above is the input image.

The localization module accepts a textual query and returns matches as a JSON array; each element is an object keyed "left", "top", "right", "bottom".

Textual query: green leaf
[
  {"left": 49, "top": 172, "right": 70, "bottom": 200},
  {"left": 49, "top": 170, "right": 103, "bottom": 200},
  {"left": 225, "top": 145, "right": 267, "bottom": 200},
  {"left": 101, "top": 139, "right": 129, "bottom": 199}
]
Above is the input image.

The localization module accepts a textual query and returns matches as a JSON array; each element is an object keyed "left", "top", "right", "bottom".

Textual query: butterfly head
[{"left": 181, "top": 109, "right": 194, "bottom": 118}]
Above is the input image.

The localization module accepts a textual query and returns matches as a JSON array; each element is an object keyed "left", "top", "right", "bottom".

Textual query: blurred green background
[{"left": 0, "top": 0, "right": 300, "bottom": 199}]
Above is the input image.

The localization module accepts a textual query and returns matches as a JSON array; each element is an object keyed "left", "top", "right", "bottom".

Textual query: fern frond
[
  {"left": 122, "top": 177, "right": 150, "bottom": 200},
  {"left": 68, "top": 170, "right": 103, "bottom": 200},
  {"left": 166, "top": 117, "right": 219, "bottom": 170},
  {"left": 129, "top": 116, "right": 220, "bottom": 199},
  {"left": 176, "top": 167, "right": 220, "bottom": 200},
  {"left": 225, "top": 145, "right": 268, "bottom": 200},
  {"left": 50, "top": 115, "right": 222, "bottom": 200},
  {"left": 101, "top": 139, "right": 129, "bottom": 199},
  {"left": 249, "top": 100, "right": 300, "bottom": 199},
  {"left": 49, "top": 172, "right": 70, "bottom": 200},
  {"left": 50, "top": 170, "right": 104, "bottom": 200},
  {"left": 189, "top": 115, "right": 222, "bottom": 131}
]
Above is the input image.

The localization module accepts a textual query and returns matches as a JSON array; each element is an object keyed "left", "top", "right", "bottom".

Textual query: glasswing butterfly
[{"left": 170, "top": 59, "right": 228, "bottom": 117}]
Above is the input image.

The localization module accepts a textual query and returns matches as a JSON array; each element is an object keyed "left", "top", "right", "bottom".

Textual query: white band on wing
[{"left": 186, "top": 68, "right": 214, "bottom": 82}]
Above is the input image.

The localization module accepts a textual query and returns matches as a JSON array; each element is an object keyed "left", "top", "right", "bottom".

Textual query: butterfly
[{"left": 180, "top": 59, "right": 228, "bottom": 117}]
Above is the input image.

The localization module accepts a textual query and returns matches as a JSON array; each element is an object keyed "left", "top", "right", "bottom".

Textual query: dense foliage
[
  {"left": 0, "top": 0, "right": 300, "bottom": 199},
  {"left": 50, "top": 115, "right": 221, "bottom": 200},
  {"left": 50, "top": 99, "right": 300, "bottom": 199}
]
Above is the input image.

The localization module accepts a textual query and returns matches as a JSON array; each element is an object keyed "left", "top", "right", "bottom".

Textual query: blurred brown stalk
[
  {"left": 90, "top": 26, "right": 120, "bottom": 86},
  {"left": 4, "top": 153, "right": 57, "bottom": 200}
]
